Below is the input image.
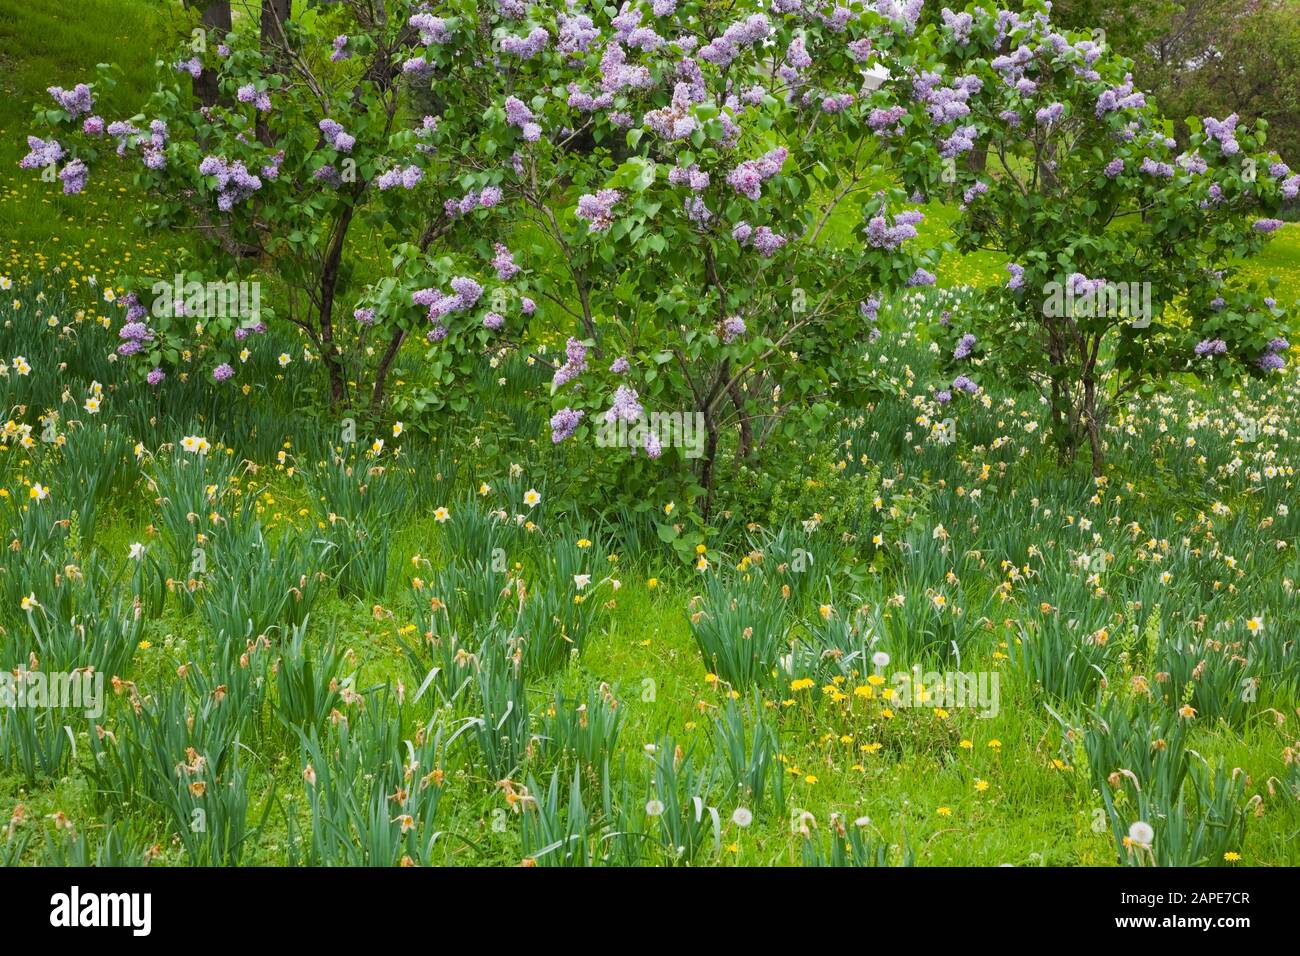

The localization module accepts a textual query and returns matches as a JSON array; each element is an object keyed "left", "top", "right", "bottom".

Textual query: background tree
[{"left": 1048, "top": 0, "right": 1300, "bottom": 167}]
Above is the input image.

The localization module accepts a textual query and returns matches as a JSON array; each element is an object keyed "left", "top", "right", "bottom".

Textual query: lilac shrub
[
  {"left": 909, "top": 1, "right": 1293, "bottom": 473},
  {"left": 450, "top": 1, "right": 940, "bottom": 510},
  {"left": 19, "top": 2, "right": 524, "bottom": 417}
]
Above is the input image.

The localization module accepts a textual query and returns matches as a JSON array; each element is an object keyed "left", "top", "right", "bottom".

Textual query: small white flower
[
  {"left": 645, "top": 800, "right": 665, "bottom": 817},
  {"left": 731, "top": 807, "right": 753, "bottom": 828},
  {"left": 128, "top": 542, "right": 146, "bottom": 561}
]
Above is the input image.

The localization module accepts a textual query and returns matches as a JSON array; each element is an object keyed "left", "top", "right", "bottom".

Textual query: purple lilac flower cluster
[
  {"left": 553, "top": 337, "right": 588, "bottom": 387},
  {"left": 444, "top": 187, "right": 502, "bottom": 218},
  {"left": 550, "top": 407, "right": 584, "bottom": 443},
  {"left": 961, "top": 181, "right": 988, "bottom": 209},
  {"left": 732, "top": 221, "right": 787, "bottom": 257},
  {"left": 605, "top": 385, "right": 644, "bottom": 424},
  {"left": 199, "top": 155, "right": 263, "bottom": 211},
  {"left": 867, "top": 106, "right": 908, "bottom": 137},
  {"left": 117, "top": 293, "right": 154, "bottom": 356},
  {"left": 721, "top": 316, "right": 746, "bottom": 344},
  {"left": 502, "top": 27, "right": 550, "bottom": 59},
  {"left": 48, "top": 84, "right": 94, "bottom": 118},
  {"left": 138, "top": 120, "right": 168, "bottom": 170},
  {"left": 643, "top": 83, "right": 699, "bottom": 139},
  {"left": 941, "top": 8, "right": 974, "bottom": 44},
  {"left": 864, "top": 208, "right": 924, "bottom": 250},
  {"left": 558, "top": 13, "right": 600, "bottom": 52},
  {"left": 914, "top": 72, "right": 982, "bottom": 125},
  {"left": 668, "top": 163, "right": 709, "bottom": 191},
  {"left": 1095, "top": 75, "right": 1145, "bottom": 116},
  {"left": 237, "top": 85, "right": 272, "bottom": 113},
  {"left": 59, "top": 160, "right": 88, "bottom": 195},
  {"left": 1203, "top": 114, "right": 1240, "bottom": 156},
  {"left": 504, "top": 96, "right": 542, "bottom": 142},
  {"left": 1035, "top": 102, "right": 1064, "bottom": 125},
  {"left": 575, "top": 189, "right": 623, "bottom": 232},
  {"left": 726, "top": 148, "right": 787, "bottom": 200},
  {"left": 1139, "top": 157, "right": 1175, "bottom": 178},
  {"left": 19, "top": 136, "right": 63, "bottom": 169},
  {"left": 874, "top": 0, "right": 925, "bottom": 33},
  {"left": 698, "top": 14, "right": 770, "bottom": 67},
  {"left": 940, "top": 126, "right": 979, "bottom": 159},
  {"left": 413, "top": 277, "right": 484, "bottom": 336},
  {"left": 409, "top": 13, "right": 451, "bottom": 44},
  {"left": 599, "top": 43, "right": 652, "bottom": 96},
  {"left": 1258, "top": 337, "right": 1289, "bottom": 371},
  {"left": 376, "top": 165, "right": 423, "bottom": 190},
  {"left": 492, "top": 243, "right": 521, "bottom": 281},
  {"left": 319, "top": 119, "right": 355, "bottom": 152}
]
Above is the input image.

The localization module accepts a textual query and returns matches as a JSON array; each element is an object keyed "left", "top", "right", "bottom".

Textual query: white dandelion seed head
[{"left": 1128, "top": 820, "right": 1154, "bottom": 845}]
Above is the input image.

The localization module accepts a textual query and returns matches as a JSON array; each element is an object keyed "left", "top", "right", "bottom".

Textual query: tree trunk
[
  {"left": 260, "top": 0, "right": 291, "bottom": 56},
  {"left": 318, "top": 205, "right": 357, "bottom": 410},
  {"left": 257, "top": 0, "right": 292, "bottom": 146},
  {"left": 728, "top": 380, "right": 752, "bottom": 458},
  {"left": 699, "top": 408, "right": 720, "bottom": 519},
  {"left": 193, "top": 1, "right": 231, "bottom": 108},
  {"left": 1082, "top": 375, "right": 1104, "bottom": 478},
  {"left": 369, "top": 328, "right": 408, "bottom": 419}
]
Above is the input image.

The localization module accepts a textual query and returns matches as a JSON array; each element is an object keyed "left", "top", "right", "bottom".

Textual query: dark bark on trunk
[
  {"left": 700, "top": 409, "right": 720, "bottom": 519},
  {"left": 370, "top": 328, "right": 408, "bottom": 418},
  {"left": 193, "top": 1, "right": 231, "bottom": 108},
  {"left": 1082, "top": 375, "right": 1103, "bottom": 477},
  {"left": 260, "top": 0, "right": 291, "bottom": 56},
  {"left": 318, "top": 204, "right": 356, "bottom": 410},
  {"left": 728, "top": 380, "right": 752, "bottom": 458},
  {"left": 257, "top": 0, "right": 292, "bottom": 146}
]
